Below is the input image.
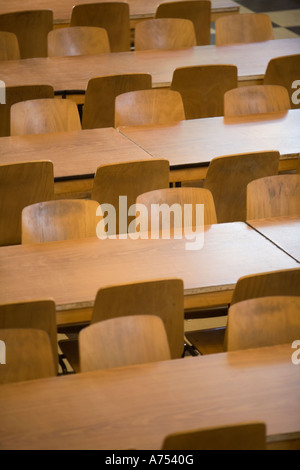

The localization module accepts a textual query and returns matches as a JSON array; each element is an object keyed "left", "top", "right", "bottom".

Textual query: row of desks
[
  {"left": 0, "top": 343, "right": 299, "bottom": 450},
  {"left": 0, "top": 0, "right": 240, "bottom": 26},
  {"left": 0, "top": 220, "right": 298, "bottom": 327},
  {"left": 0, "top": 110, "right": 299, "bottom": 198},
  {"left": 1, "top": 38, "right": 299, "bottom": 93}
]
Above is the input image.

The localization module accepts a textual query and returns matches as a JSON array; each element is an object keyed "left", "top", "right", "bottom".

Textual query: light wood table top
[
  {"left": 247, "top": 216, "right": 300, "bottom": 264},
  {"left": 0, "top": 39, "right": 299, "bottom": 92},
  {"left": 0, "top": 127, "right": 154, "bottom": 198},
  {"left": 0, "top": 344, "right": 299, "bottom": 450},
  {"left": 0, "top": 127, "right": 152, "bottom": 180},
  {"left": 120, "top": 110, "right": 300, "bottom": 180},
  {"left": 0, "top": 0, "right": 239, "bottom": 25},
  {"left": 0, "top": 223, "right": 298, "bottom": 325}
]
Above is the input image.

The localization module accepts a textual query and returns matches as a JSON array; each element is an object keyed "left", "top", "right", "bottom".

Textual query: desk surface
[
  {"left": 0, "top": 38, "right": 299, "bottom": 91},
  {"left": 248, "top": 216, "right": 300, "bottom": 264},
  {"left": 0, "top": 223, "right": 297, "bottom": 324},
  {"left": 0, "top": 0, "right": 239, "bottom": 24},
  {"left": 0, "top": 127, "right": 153, "bottom": 180},
  {"left": 120, "top": 110, "right": 300, "bottom": 169},
  {"left": 0, "top": 344, "right": 299, "bottom": 450}
]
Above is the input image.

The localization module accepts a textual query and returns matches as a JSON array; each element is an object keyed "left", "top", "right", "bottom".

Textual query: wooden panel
[
  {"left": 79, "top": 315, "right": 171, "bottom": 372},
  {"left": 0, "top": 161, "right": 54, "bottom": 246},
  {"left": 224, "top": 85, "right": 291, "bottom": 117},
  {"left": 135, "top": 18, "right": 196, "bottom": 50},
  {"left": 215, "top": 13, "right": 274, "bottom": 46},
  {"left": 155, "top": 0, "right": 211, "bottom": 45},
  {"left": 264, "top": 54, "right": 300, "bottom": 110},
  {"left": 0, "top": 329, "right": 56, "bottom": 384},
  {"left": 70, "top": 2, "right": 130, "bottom": 52},
  {"left": 0, "top": 344, "right": 298, "bottom": 449},
  {"left": 247, "top": 174, "right": 300, "bottom": 219},
  {"left": 48, "top": 26, "right": 110, "bottom": 57},
  {"left": 115, "top": 89, "right": 185, "bottom": 127},
  {"left": 0, "top": 31, "right": 20, "bottom": 60},
  {"left": 0, "top": 10, "right": 53, "bottom": 59}
]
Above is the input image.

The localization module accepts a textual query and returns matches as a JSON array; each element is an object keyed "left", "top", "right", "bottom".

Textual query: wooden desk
[
  {"left": 0, "top": 128, "right": 153, "bottom": 199},
  {"left": 0, "top": 223, "right": 297, "bottom": 326},
  {"left": 0, "top": 344, "right": 299, "bottom": 450},
  {"left": 247, "top": 216, "right": 300, "bottom": 264},
  {"left": 0, "top": 0, "right": 240, "bottom": 27},
  {"left": 0, "top": 39, "right": 299, "bottom": 95},
  {"left": 120, "top": 110, "right": 300, "bottom": 183}
]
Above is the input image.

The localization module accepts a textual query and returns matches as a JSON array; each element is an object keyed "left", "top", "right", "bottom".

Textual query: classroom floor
[{"left": 211, "top": 0, "right": 300, "bottom": 43}]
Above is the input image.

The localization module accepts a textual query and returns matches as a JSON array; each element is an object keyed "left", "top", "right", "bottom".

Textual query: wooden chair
[
  {"left": 0, "top": 299, "right": 58, "bottom": 374},
  {"left": 171, "top": 65, "right": 238, "bottom": 119},
  {"left": 203, "top": 151, "right": 280, "bottom": 223},
  {"left": 215, "top": 13, "right": 274, "bottom": 46},
  {"left": 162, "top": 422, "right": 266, "bottom": 450},
  {"left": 0, "top": 10, "right": 53, "bottom": 59},
  {"left": 0, "top": 161, "right": 54, "bottom": 246},
  {"left": 135, "top": 18, "right": 197, "bottom": 51},
  {"left": 22, "top": 200, "right": 101, "bottom": 244},
  {"left": 155, "top": 0, "right": 211, "bottom": 46},
  {"left": 79, "top": 315, "right": 171, "bottom": 372},
  {"left": 115, "top": 89, "right": 186, "bottom": 127},
  {"left": 246, "top": 174, "right": 300, "bottom": 220},
  {"left": 47, "top": 26, "right": 110, "bottom": 57},
  {"left": 60, "top": 278, "right": 184, "bottom": 372},
  {"left": 227, "top": 296, "right": 300, "bottom": 352},
  {"left": 224, "top": 85, "right": 291, "bottom": 117},
  {"left": 10, "top": 98, "right": 82, "bottom": 136},
  {"left": 0, "top": 31, "right": 20, "bottom": 60},
  {"left": 136, "top": 187, "right": 217, "bottom": 234},
  {"left": 297, "top": 158, "right": 300, "bottom": 174},
  {"left": 0, "top": 85, "right": 54, "bottom": 137},
  {"left": 70, "top": 2, "right": 130, "bottom": 52},
  {"left": 91, "top": 159, "right": 170, "bottom": 235},
  {"left": 186, "top": 267, "right": 300, "bottom": 355},
  {"left": 264, "top": 54, "right": 300, "bottom": 109},
  {"left": 82, "top": 74, "right": 152, "bottom": 129},
  {"left": 0, "top": 329, "right": 56, "bottom": 384}
]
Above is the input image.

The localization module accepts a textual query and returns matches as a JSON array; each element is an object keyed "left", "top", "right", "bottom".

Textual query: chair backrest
[
  {"left": 0, "top": 10, "right": 53, "bottom": 59},
  {"left": 215, "top": 13, "right": 274, "bottom": 46},
  {"left": 297, "top": 158, "right": 300, "bottom": 174},
  {"left": 115, "top": 89, "right": 186, "bottom": 127},
  {"left": 0, "top": 299, "right": 58, "bottom": 373},
  {"left": 171, "top": 65, "right": 238, "bottom": 119},
  {"left": 231, "top": 268, "right": 300, "bottom": 305},
  {"left": 224, "top": 85, "right": 291, "bottom": 117},
  {"left": 90, "top": 279, "right": 184, "bottom": 359},
  {"left": 135, "top": 18, "right": 197, "bottom": 51},
  {"left": 227, "top": 296, "right": 300, "bottom": 351},
  {"left": 91, "top": 159, "right": 170, "bottom": 235},
  {"left": 0, "top": 329, "right": 56, "bottom": 384},
  {"left": 155, "top": 0, "right": 211, "bottom": 46},
  {"left": 264, "top": 54, "right": 300, "bottom": 110},
  {"left": 203, "top": 151, "right": 280, "bottom": 223},
  {"left": 22, "top": 200, "right": 101, "bottom": 244},
  {"left": 70, "top": 2, "right": 130, "bottom": 52},
  {"left": 0, "top": 31, "right": 20, "bottom": 60},
  {"left": 79, "top": 315, "right": 171, "bottom": 372},
  {"left": 0, "top": 85, "right": 54, "bottom": 137},
  {"left": 246, "top": 174, "right": 300, "bottom": 219},
  {"left": 11, "top": 98, "right": 82, "bottom": 136},
  {"left": 47, "top": 26, "right": 110, "bottom": 57},
  {"left": 82, "top": 73, "right": 152, "bottom": 129},
  {"left": 162, "top": 422, "right": 266, "bottom": 450},
  {"left": 0, "top": 161, "right": 54, "bottom": 246},
  {"left": 136, "top": 187, "right": 217, "bottom": 234}
]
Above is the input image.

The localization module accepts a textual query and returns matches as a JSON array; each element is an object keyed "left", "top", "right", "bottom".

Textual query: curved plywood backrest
[
  {"left": 215, "top": 13, "right": 274, "bottom": 46},
  {"left": 135, "top": 18, "right": 197, "bottom": 51},
  {"left": 48, "top": 26, "right": 110, "bottom": 57},
  {"left": 0, "top": 31, "right": 20, "bottom": 60}
]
